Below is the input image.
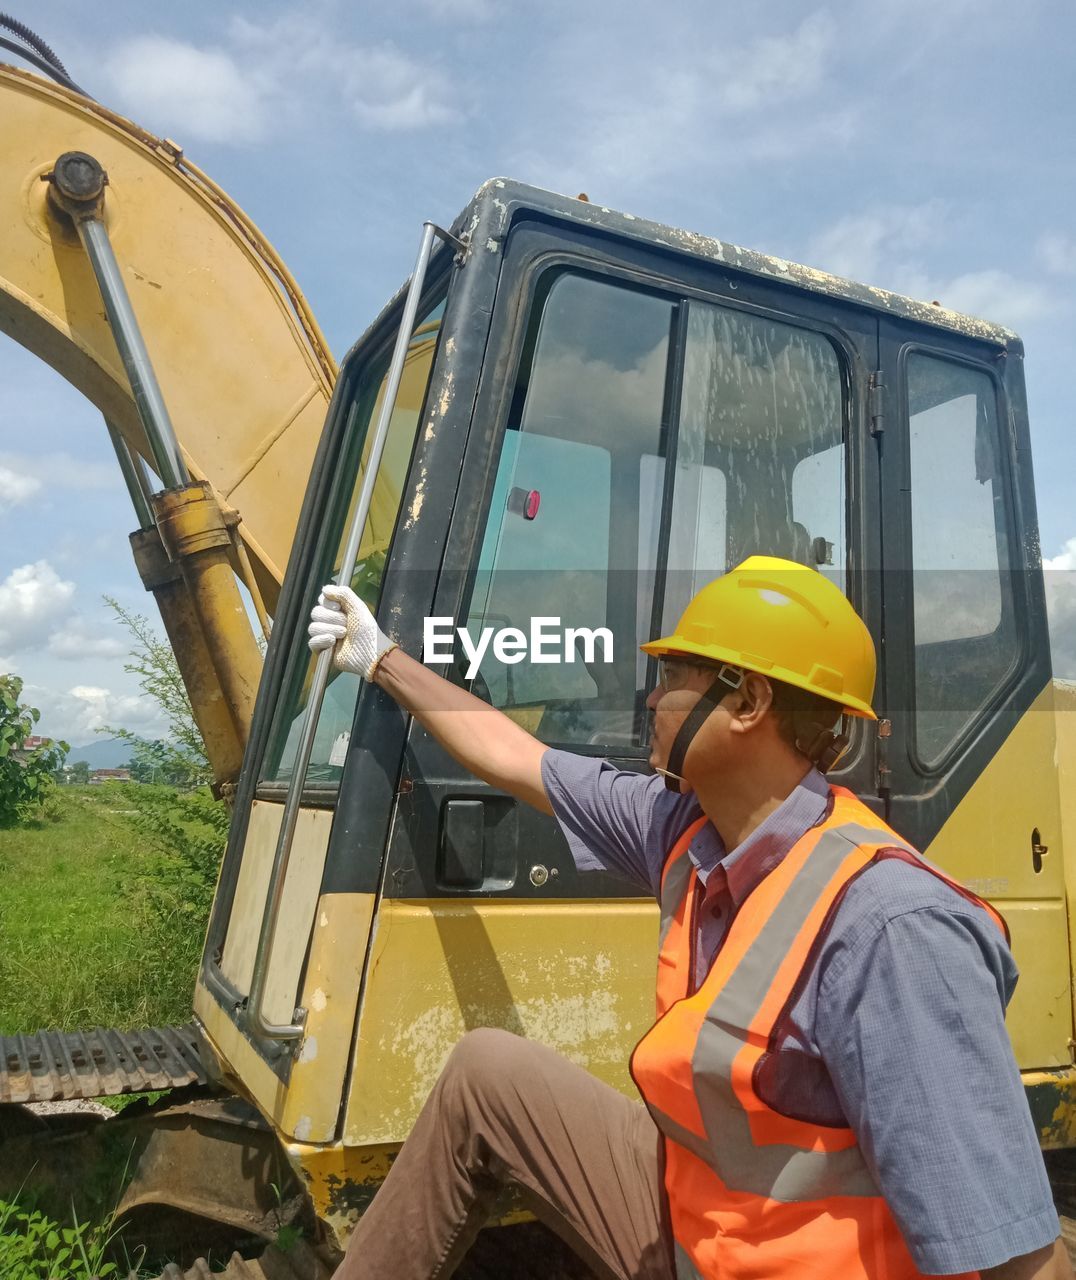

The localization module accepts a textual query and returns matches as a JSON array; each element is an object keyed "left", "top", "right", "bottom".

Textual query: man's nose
[{"left": 645, "top": 686, "right": 663, "bottom": 712}]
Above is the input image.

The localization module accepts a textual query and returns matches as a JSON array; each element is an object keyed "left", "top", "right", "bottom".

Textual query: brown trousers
[{"left": 333, "top": 1027, "right": 674, "bottom": 1280}]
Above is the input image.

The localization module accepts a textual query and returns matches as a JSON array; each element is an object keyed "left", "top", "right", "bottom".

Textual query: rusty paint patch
[{"left": 1025, "top": 1070, "right": 1076, "bottom": 1149}]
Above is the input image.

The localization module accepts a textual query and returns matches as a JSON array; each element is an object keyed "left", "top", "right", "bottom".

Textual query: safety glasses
[{"left": 656, "top": 657, "right": 744, "bottom": 694}]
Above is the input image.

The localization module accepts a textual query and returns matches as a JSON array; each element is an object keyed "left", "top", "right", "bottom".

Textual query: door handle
[{"left": 441, "top": 800, "right": 486, "bottom": 888}]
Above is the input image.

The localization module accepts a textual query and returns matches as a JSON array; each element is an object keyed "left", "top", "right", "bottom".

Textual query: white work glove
[{"left": 307, "top": 584, "right": 397, "bottom": 680}]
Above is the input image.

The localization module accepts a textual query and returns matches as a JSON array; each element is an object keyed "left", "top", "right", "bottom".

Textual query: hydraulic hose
[{"left": 0, "top": 13, "right": 91, "bottom": 97}]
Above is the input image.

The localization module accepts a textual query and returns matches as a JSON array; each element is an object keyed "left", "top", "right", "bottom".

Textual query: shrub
[
  {"left": 118, "top": 783, "right": 229, "bottom": 924},
  {"left": 0, "top": 675, "right": 68, "bottom": 827}
]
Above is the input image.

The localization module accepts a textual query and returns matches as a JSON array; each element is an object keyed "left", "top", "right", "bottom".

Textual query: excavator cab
[{"left": 194, "top": 180, "right": 1072, "bottom": 1245}]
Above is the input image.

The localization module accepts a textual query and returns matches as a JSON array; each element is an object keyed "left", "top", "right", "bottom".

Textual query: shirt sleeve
[
  {"left": 816, "top": 904, "right": 1059, "bottom": 1274},
  {"left": 540, "top": 749, "right": 689, "bottom": 895}
]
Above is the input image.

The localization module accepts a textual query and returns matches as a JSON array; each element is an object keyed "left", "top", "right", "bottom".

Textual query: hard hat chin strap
[{"left": 661, "top": 665, "right": 743, "bottom": 793}]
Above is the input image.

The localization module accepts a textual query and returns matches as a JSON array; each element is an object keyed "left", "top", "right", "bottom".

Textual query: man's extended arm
[
  {"left": 374, "top": 644, "right": 552, "bottom": 814},
  {"left": 309, "top": 586, "right": 551, "bottom": 813}
]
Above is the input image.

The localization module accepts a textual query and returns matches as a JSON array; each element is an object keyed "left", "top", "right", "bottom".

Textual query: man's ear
[{"left": 728, "top": 672, "right": 774, "bottom": 734}]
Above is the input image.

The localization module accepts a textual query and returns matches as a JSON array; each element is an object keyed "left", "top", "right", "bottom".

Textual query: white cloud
[
  {"left": 411, "top": 0, "right": 496, "bottom": 21},
  {"left": 339, "top": 45, "right": 461, "bottom": 131},
  {"left": 1036, "top": 232, "right": 1076, "bottom": 277},
  {"left": 931, "top": 270, "right": 1054, "bottom": 329},
  {"left": 0, "top": 562, "right": 75, "bottom": 654},
  {"left": 106, "top": 36, "right": 270, "bottom": 144},
  {"left": 24, "top": 683, "right": 167, "bottom": 746},
  {"left": 806, "top": 203, "right": 944, "bottom": 284},
  {"left": 48, "top": 617, "right": 127, "bottom": 662},
  {"left": 226, "top": 18, "right": 462, "bottom": 135},
  {"left": 1045, "top": 539, "right": 1076, "bottom": 573},
  {"left": 0, "top": 464, "right": 41, "bottom": 508},
  {"left": 0, "top": 452, "right": 118, "bottom": 495},
  {"left": 806, "top": 205, "right": 1056, "bottom": 328},
  {"left": 720, "top": 12, "right": 836, "bottom": 113},
  {"left": 514, "top": 9, "right": 849, "bottom": 203},
  {"left": 1044, "top": 540, "right": 1076, "bottom": 680}
]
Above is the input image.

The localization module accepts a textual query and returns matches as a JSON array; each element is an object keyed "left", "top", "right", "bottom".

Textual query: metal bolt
[
  {"left": 529, "top": 864, "right": 550, "bottom": 888},
  {"left": 43, "top": 151, "right": 109, "bottom": 222}
]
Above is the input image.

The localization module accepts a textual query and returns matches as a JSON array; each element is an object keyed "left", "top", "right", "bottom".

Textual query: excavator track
[
  {"left": 0, "top": 1022, "right": 208, "bottom": 1102},
  {"left": 139, "top": 1223, "right": 599, "bottom": 1280},
  {"left": 140, "top": 1239, "right": 333, "bottom": 1280}
]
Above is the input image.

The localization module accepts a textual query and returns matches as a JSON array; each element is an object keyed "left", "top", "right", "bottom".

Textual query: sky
[{"left": 1, "top": 0, "right": 1075, "bottom": 745}]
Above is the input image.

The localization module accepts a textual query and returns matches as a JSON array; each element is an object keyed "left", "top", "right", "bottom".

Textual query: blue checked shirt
[{"left": 540, "top": 750, "right": 1059, "bottom": 1275}]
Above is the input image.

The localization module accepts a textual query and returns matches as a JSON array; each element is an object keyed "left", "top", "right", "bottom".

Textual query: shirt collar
[{"left": 686, "top": 768, "right": 831, "bottom": 906}]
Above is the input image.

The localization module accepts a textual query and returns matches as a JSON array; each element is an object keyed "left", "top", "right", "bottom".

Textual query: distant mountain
[{"left": 66, "top": 737, "right": 135, "bottom": 769}]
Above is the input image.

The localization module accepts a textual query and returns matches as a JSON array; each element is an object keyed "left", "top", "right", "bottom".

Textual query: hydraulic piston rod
[
  {"left": 45, "top": 150, "right": 263, "bottom": 786},
  {"left": 45, "top": 151, "right": 189, "bottom": 490}
]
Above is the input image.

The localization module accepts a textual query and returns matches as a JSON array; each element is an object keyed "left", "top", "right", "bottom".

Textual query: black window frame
[{"left": 897, "top": 340, "right": 1029, "bottom": 778}]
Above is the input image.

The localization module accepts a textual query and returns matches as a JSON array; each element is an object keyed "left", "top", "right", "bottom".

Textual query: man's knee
[{"left": 441, "top": 1026, "right": 527, "bottom": 1093}]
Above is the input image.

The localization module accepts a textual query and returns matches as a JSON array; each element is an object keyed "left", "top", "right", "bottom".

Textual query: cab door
[
  {"left": 194, "top": 287, "right": 450, "bottom": 1140},
  {"left": 877, "top": 317, "right": 1072, "bottom": 1068},
  {"left": 342, "top": 219, "right": 883, "bottom": 1147}
]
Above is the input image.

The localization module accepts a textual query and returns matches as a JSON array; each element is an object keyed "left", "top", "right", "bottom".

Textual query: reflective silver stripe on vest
[
  {"left": 674, "top": 1241, "right": 705, "bottom": 1279},
  {"left": 653, "top": 821, "right": 906, "bottom": 1202},
  {"left": 659, "top": 845, "right": 698, "bottom": 951}
]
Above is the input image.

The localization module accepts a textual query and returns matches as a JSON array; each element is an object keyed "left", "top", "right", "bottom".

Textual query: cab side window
[
  {"left": 263, "top": 299, "right": 446, "bottom": 784},
  {"left": 906, "top": 352, "right": 1019, "bottom": 765},
  {"left": 660, "top": 301, "right": 846, "bottom": 635}
]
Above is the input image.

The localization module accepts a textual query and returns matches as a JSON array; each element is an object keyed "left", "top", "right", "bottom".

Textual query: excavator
[{"left": 3, "top": 16, "right": 1076, "bottom": 1277}]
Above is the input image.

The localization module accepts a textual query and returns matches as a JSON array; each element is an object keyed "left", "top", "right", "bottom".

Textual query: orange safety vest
[{"left": 630, "top": 785, "right": 1008, "bottom": 1280}]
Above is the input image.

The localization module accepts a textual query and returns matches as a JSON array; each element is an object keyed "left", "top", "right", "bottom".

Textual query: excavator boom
[{"left": 0, "top": 63, "right": 334, "bottom": 608}]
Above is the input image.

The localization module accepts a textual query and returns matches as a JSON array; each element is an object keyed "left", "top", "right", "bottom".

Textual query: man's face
[{"left": 645, "top": 657, "right": 736, "bottom": 777}]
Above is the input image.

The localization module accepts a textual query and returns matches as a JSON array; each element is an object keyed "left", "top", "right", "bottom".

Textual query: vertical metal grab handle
[{"left": 246, "top": 223, "right": 441, "bottom": 1042}]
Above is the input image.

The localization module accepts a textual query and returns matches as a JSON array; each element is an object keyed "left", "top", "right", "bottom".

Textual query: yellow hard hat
[{"left": 640, "top": 555, "right": 877, "bottom": 719}]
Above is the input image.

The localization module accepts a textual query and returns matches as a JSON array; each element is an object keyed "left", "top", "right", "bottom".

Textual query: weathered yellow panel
[
  {"left": 1054, "top": 680, "right": 1076, "bottom": 914},
  {"left": 195, "top": 890, "right": 375, "bottom": 1141},
  {"left": 283, "top": 1138, "right": 397, "bottom": 1253},
  {"left": 925, "top": 683, "right": 1073, "bottom": 1067},
  {"left": 342, "top": 898, "right": 657, "bottom": 1146},
  {"left": 219, "top": 801, "right": 333, "bottom": 1027},
  {"left": 287, "top": 892, "right": 375, "bottom": 1142}
]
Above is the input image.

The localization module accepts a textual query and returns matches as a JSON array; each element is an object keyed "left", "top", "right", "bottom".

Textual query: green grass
[
  {"left": 0, "top": 786, "right": 204, "bottom": 1035},
  {"left": 0, "top": 784, "right": 222, "bottom": 1276}
]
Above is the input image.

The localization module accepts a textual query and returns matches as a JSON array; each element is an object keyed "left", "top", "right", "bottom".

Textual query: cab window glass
[
  {"left": 264, "top": 298, "right": 445, "bottom": 783},
  {"left": 466, "top": 273, "right": 674, "bottom": 747},
  {"left": 907, "top": 352, "right": 1017, "bottom": 765},
  {"left": 662, "top": 301, "right": 845, "bottom": 633}
]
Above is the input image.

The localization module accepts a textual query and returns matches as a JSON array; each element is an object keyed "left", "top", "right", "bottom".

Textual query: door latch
[{"left": 1031, "top": 827, "right": 1048, "bottom": 874}]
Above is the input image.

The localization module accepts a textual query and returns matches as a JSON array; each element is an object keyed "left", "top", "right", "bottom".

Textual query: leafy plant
[
  {"left": 118, "top": 783, "right": 229, "bottom": 925},
  {"left": 0, "top": 1196, "right": 123, "bottom": 1279},
  {"left": 0, "top": 675, "right": 68, "bottom": 827},
  {"left": 275, "top": 1222, "right": 304, "bottom": 1252},
  {"left": 101, "top": 597, "right": 210, "bottom": 789}
]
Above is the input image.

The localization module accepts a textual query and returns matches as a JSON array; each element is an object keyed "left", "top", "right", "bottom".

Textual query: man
[{"left": 308, "top": 556, "right": 1069, "bottom": 1280}]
